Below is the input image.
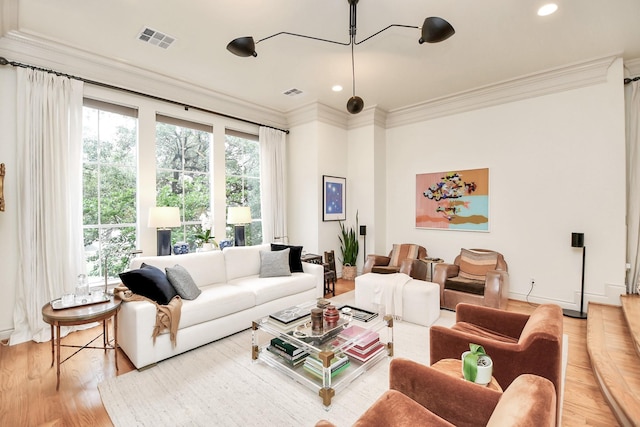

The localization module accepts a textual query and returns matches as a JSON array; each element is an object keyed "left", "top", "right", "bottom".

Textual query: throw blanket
[
  {"left": 370, "top": 273, "right": 413, "bottom": 320},
  {"left": 115, "top": 286, "right": 183, "bottom": 347}
]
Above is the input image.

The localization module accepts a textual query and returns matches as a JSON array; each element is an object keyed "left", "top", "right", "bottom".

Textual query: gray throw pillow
[
  {"left": 259, "top": 248, "right": 292, "bottom": 278},
  {"left": 165, "top": 264, "right": 201, "bottom": 300}
]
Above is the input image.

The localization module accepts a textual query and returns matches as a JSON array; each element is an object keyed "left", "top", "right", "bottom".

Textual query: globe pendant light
[
  {"left": 347, "top": 41, "right": 364, "bottom": 114},
  {"left": 226, "top": 0, "right": 455, "bottom": 114}
]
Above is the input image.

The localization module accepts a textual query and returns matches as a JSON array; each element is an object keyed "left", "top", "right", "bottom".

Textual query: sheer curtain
[
  {"left": 259, "top": 127, "right": 287, "bottom": 244},
  {"left": 626, "top": 79, "right": 640, "bottom": 294},
  {"left": 10, "top": 68, "right": 85, "bottom": 344}
]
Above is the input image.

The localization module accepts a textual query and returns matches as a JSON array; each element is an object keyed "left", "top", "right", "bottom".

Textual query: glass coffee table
[{"left": 252, "top": 300, "right": 393, "bottom": 408}]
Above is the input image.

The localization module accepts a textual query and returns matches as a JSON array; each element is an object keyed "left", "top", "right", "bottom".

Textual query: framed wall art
[
  {"left": 323, "top": 175, "right": 346, "bottom": 221},
  {"left": 415, "top": 168, "right": 489, "bottom": 231}
]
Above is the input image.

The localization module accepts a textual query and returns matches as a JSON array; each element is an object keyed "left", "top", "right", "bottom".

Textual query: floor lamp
[
  {"left": 148, "top": 207, "right": 181, "bottom": 256},
  {"left": 563, "top": 232, "right": 587, "bottom": 319},
  {"left": 228, "top": 206, "right": 252, "bottom": 246}
]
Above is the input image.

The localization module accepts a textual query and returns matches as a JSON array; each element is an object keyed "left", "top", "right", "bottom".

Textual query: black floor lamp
[{"left": 563, "top": 232, "right": 587, "bottom": 319}]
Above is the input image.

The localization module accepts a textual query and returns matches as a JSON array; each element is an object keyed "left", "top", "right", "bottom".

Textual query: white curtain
[
  {"left": 10, "top": 68, "right": 85, "bottom": 344},
  {"left": 259, "top": 127, "right": 287, "bottom": 244},
  {"left": 626, "top": 79, "right": 640, "bottom": 294}
]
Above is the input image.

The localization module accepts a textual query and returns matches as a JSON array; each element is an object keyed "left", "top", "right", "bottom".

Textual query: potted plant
[
  {"left": 195, "top": 211, "right": 218, "bottom": 251},
  {"left": 461, "top": 343, "right": 493, "bottom": 386},
  {"left": 338, "top": 211, "right": 359, "bottom": 280}
]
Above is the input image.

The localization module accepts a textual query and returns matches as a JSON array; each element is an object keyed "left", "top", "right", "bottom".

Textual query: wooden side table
[
  {"left": 431, "top": 358, "right": 503, "bottom": 392},
  {"left": 42, "top": 296, "right": 121, "bottom": 390}
]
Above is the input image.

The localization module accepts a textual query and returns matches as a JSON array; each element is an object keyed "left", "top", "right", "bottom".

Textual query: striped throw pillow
[
  {"left": 458, "top": 249, "right": 498, "bottom": 281},
  {"left": 389, "top": 244, "right": 419, "bottom": 267}
]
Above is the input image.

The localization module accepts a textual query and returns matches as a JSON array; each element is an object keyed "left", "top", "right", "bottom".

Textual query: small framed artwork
[
  {"left": 416, "top": 168, "right": 489, "bottom": 231},
  {"left": 323, "top": 175, "right": 346, "bottom": 221}
]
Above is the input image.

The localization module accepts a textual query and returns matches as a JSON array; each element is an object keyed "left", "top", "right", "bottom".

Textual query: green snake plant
[{"left": 338, "top": 211, "right": 359, "bottom": 266}]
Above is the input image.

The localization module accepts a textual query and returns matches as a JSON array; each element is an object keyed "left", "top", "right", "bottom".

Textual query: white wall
[
  {"left": 383, "top": 59, "right": 627, "bottom": 309},
  {"left": 287, "top": 120, "right": 350, "bottom": 272}
]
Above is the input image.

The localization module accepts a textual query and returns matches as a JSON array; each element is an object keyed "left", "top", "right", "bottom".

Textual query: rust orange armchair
[
  {"left": 430, "top": 303, "right": 564, "bottom": 425},
  {"left": 316, "top": 358, "right": 556, "bottom": 427}
]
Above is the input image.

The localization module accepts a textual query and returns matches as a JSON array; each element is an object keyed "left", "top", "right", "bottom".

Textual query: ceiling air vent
[
  {"left": 137, "top": 27, "right": 176, "bottom": 49},
  {"left": 283, "top": 88, "right": 303, "bottom": 97}
]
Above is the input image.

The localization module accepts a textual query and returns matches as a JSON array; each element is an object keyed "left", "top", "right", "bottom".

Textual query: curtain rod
[
  {"left": 624, "top": 76, "right": 640, "bottom": 85},
  {"left": 0, "top": 56, "right": 289, "bottom": 134}
]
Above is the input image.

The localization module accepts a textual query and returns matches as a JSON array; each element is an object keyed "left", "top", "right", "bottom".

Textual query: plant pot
[
  {"left": 461, "top": 351, "right": 493, "bottom": 386},
  {"left": 342, "top": 265, "right": 357, "bottom": 281},
  {"left": 201, "top": 242, "right": 214, "bottom": 252}
]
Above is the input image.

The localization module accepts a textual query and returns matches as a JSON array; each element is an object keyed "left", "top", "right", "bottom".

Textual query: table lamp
[
  {"left": 148, "top": 207, "right": 180, "bottom": 256},
  {"left": 227, "top": 206, "right": 252, "bottom": 246}
]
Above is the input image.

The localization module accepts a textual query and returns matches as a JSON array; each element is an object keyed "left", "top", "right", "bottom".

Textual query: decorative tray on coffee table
[
  {"left": 51, "top": 294, "right": 110, "bottom": 310},
  {"left": 289, "top": 316, "right": 351, "bottom": 345},
  {"left": 338, "top": 305, "right": 378, "bottom": 322}
]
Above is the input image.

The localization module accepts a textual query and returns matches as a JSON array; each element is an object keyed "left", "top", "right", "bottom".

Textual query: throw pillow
[
  {"left": 259, "top": 248, "right": 292, "bottom": 278},
  {"left": 270, "top": 243, "right": 304, "bottom": 273},
  {"left": 165, "top": 264, "right": 201, "bottom": 300},
  {"left": 458, "top": 249, "right": 499, "bottom": 281},
  {"left": 118, "top": 263, "right": 178, "bottom": 305},
  {"left": 389, "top": 244, "right": 419, "bottom": 267}
]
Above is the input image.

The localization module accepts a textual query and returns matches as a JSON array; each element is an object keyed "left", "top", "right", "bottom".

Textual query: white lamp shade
[
  {"left": 148, "top": 206, "right": 181, "bottom": 228},
  {"left": 227, "top": 206, "right": 252, "bottom": 225}
]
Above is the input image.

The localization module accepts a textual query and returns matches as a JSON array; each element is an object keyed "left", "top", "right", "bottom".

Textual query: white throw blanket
[{"left": 370, "top": 273, "right": 413, "bottom": 320}]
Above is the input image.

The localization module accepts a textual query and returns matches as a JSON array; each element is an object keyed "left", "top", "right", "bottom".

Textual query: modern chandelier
[{"left": 226, "top": 0, "right": 455, "bottom": 114}]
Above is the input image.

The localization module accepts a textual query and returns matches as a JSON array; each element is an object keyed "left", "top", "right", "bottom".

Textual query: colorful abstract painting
[
  {"left": 323, "top": 175, "right": 346, "bottom": 221},
  {"left": 416, "top": 168, "right": 489, "bottom": 231}
]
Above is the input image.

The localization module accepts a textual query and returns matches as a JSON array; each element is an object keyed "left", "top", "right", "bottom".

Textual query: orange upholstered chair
[
  {"left": 430, "top": 302, "right": 564, "bottom": 425},
  {"left": 432, "top": 248, "right": 509, "bottom": 310},
  {"left": 315, "top": 358, "right": 556, "bottom": 427}
]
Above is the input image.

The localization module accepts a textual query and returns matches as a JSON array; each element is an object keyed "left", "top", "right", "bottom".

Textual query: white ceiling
[{"left": 11, "top": 0, "right": 640, "bottom": 114}]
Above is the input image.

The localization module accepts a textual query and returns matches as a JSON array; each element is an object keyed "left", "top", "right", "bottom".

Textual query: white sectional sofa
[{"left": 117, "top": 244, "right": 324, "bottom": 369}]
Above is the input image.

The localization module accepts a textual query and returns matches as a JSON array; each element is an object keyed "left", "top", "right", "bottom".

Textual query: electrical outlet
[{"left": 530, "top": 278, "right": 535, "bottom": 286}]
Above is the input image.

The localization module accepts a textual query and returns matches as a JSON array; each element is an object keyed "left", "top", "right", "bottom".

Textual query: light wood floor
[{"left": 0, "top": 280, "right": 618, "bottom": 426}]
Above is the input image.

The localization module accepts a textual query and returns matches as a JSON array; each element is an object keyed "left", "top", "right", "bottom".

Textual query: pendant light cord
[{"left": 351, "top": 39, "right": 356, "bottom": 97}]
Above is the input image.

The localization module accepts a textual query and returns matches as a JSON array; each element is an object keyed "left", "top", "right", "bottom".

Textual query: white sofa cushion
[
  {"left": 131, "top": 250, "right": 227, "bottom": 287},
  {"left": 230, "top": 272, "right": 316, "bottom": 306},
  {"left": 176, "top": 284, "right": 256, "bottom": 330},
  {"left": 224, "top": 244, "right": 269, "bottom": 281}
]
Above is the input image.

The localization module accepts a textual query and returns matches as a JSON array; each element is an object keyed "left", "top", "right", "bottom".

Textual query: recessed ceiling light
[
  {"left": 332, "top": 85, "right": 343, "bottom": 92},
  {"left": 538, "top": 3, "right": 558, "bottom": 16}
]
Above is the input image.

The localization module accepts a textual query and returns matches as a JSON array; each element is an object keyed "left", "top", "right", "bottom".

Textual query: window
[
  {"left": 82, "top": 100, "right": 138, "bottom": 282},
  {"left": 225, "top": 131, "right": 261, "bottom": 245},
  {"left": 156, "top": 115, "right": 212, "bottom": 251}
]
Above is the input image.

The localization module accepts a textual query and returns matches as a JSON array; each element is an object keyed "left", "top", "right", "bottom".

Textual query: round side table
[
  {"left": 430, "top": 358, "right": 503, "bottom": 392},
  {"left": 42, "top": 296, "right": 121, "bottom": 390}
]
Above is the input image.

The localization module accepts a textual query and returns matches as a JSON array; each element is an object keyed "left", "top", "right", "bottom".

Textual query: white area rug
[{"left": 99, "top": 292, "right": 456, "bottom": 426}]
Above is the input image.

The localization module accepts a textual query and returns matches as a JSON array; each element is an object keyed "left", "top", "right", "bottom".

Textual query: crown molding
[
  {"left": 625, "top": 57, "right": 640, "bottom": 77},
  {"left": 286, "top": 102, "right": 348, "bottom": 129},
  {"left": 347, "top": 105, "right": 388, "bottom": 130},
  {"left": 386, "top": 55, "right": 618, "bottom": 129},
  {"left": 0, "top": 31, "right": 288, "bottom": 130}
]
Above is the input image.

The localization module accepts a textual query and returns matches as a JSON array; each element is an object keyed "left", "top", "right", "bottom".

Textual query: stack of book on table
[
  {"left": 339, "top": 325, "right": 385, "bottom": 363},
  {"left": 303, "top": 353, "right": 350, "bottom": 379},
  {"left": 267, "top": 337, "right": 309, "bottom": 366},
  {"left": 269, "top": 306, "right": 311, "bottom": 331}
]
